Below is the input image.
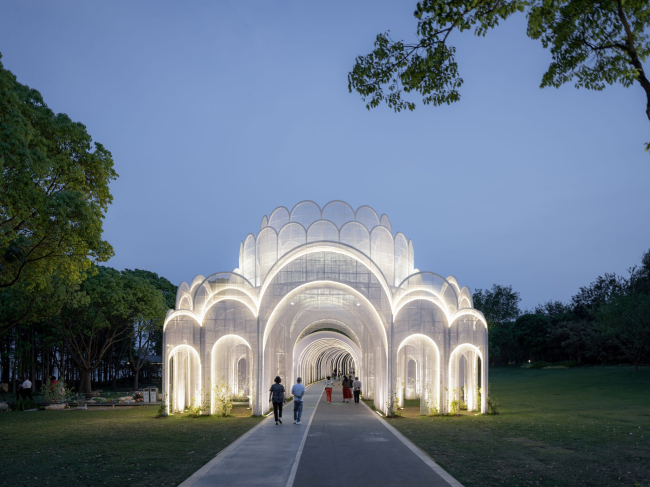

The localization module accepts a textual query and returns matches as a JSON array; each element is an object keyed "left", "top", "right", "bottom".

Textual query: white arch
[
  {"left": 200, "top": 295, "right": 258, "bottom": 321},
  {"left": 211, "top": 334, "right": 252, "bottom": 414},
  {"left": 262, "top": 280, "right": 389, "bottom": 353},
  {"left": 167, "top": 344, "right": 201, "bottom": 414},
  {"left": 393, "top": 293, "right": 452, "bottom": 324},
  {"left": 448, "top": 343, "right": 484, "bottom": 413},
  {"left": 259, "top": 241, "right": 393, "bottom": 308},
  {"left": 450, "top": 308, "right": 488, "bottom": 329},
  {"left": 163, "top": 309, "right": 201, "bottom": 331},
  {"left": 397, "top": 333, "right": 440, "bottom": 412}
]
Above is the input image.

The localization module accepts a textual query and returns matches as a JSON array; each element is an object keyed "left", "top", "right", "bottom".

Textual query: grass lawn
[
  {"left": 388, "top": 366, "right": 650, "bottom": 487},
  {"left": 1, "top": 404, "right": 262, "bottom": 486}
]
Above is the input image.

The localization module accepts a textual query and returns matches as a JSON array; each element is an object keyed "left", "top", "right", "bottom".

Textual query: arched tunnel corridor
[{"left": 294, "top": 330, "right": 361, "bottom": 384}]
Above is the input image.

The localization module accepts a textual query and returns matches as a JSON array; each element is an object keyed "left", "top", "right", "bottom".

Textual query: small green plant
[
  {"left": 459, "top": 387, "right": 467, "bottom": 410},
  {"left": 487, "top": 395, "right": 499, "bottom": 415},
  {"left": 386, "top": 392, "right": 401, "bottom": 417},
  {"left": 424, "top": 385, "right": 439, "bottom": 416},
  {"left": 478, "top": 386, "right": 500, "bottom": 415},
  {"left": 448, "top": 388, "right": 461, "bottom": 415},
  {"left": 187, "top": 397, "right": 203, "bottom": 418},
  {"left": 212, "top": 379, "right": 233, "bottom": 417},
  {"left": 155, "top": 393, "right": 169, "bottom": 418}
]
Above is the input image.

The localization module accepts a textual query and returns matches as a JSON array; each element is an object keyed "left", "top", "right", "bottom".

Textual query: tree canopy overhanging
[
  {"left": 0, "top": 53, "right": 117, "bottom": 331},
  {"left": 0, "top": 53, "right": 117, "bottom": 292},
  {"left": 348, "top": 0, "right": 650, "bottom": 152}
]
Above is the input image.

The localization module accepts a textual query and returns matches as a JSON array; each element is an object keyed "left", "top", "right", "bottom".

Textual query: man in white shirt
[
  {"left": 291, "top": 377, "right": 306, "bottom": 424},
  {"left": 21, "top": 378, "right": 33, "bottom": 401}
]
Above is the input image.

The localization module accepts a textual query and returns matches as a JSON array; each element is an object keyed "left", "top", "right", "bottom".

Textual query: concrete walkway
[
  {"left": 179, "top": 383, "right": 463, "bottom": 487},
  {"left": 179, "top": 382, "right": 324, "bottom": 487}
]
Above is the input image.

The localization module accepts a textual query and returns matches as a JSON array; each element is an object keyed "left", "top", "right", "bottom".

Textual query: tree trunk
[
  {"left": 79, "top": 369, "right": 93, "bottom": 393},
  {"left": 133, "top": 367, "right": 139, "bottom": 390},
  {"left": 635, "top": 361, "right": 639, "bottom": 373}
]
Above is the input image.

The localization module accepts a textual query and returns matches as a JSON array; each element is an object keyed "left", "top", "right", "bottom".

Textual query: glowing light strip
[
  {"left": 396, "top": 333, "right": 441, "bottom": 412},
  {"left": 259, "top": 243, "right": 393, "bottom": 308},
  {"left": 210, "top": 334, "right": 252, "bottom": 415},
  {"left": 199, "top": 295, "right": 258, "bottom": 320},
  {"left": 393, "top": 294, "right": 452, "bottom": 324},
  {"left": 163, "top": 309, "right": 201, "bottom": 331},
  {"left": 447, "top": 343, "right": 483, "bottom": 412},
  {"left": 262, "top": 280, "right": 389, "bottom": 352},
  {"left": 450, "top": 309, "right": 488, "bottom": 329},
  {"left": 166, "top": 344, "right": 202, "bottom": 414}
]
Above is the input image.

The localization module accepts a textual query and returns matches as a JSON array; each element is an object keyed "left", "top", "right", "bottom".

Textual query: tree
[
  {"left": 56, "top": 267, "right": 159, "bottom": 393},
  {"left": 123, "top": 269, "right": 174, "bottom": 389},
  {"left": 571, "top": 272, "right": 629, "bottom": 318},
  {"left": 0, "top": 53, "right": 117, "bottom": 333},
  {"left": 473, "top": 284, "right": 521, "bottom": 363},
  {"left": 514, "top": 313, "right": 551, "bottom": 361},
  {"left": 597, "top": 292, "right": 650, "bottom": 372},
  {"left": 473, "top": 284, "right": 521, "bottom": 327},
  {"left": 348, "top": 1, "right": 650, "bottom": 152},
  {"left": 547, "top": 319, "right": 605, "bottom": 363}
]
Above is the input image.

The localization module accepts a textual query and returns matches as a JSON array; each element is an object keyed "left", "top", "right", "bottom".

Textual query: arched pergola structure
[{"left": 163, "top": 201, "right": 488, "bottom": 415}]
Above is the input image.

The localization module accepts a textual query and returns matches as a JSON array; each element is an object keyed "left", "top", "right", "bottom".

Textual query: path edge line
[
  {"left": 359, "top": 399, "right": 465, "bottom": 487},
  {"left": 285, "top": 383, "right": 325, "bottom": 487}
]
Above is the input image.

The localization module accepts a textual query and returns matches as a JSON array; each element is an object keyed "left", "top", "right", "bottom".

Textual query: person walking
[
  {"left": 0, "top": 381, "right": 8, "bottom": 403},
  {"left": 21, "top": 379, "right": 34, "bottom": 401},
  {"left": 353, "top": 376, "right": 361, "bottom": 404},
  {"left": 341, "top": 376, "right": 352, "bottom": 403},
  {"left": 269, "top": 376, "right": 285, "bottom": 425},
  {"left": 21, "top": 377, "right": 33, "bottom": 401},
  {"left": 324, "top": 376, "right": 334, "bottom": 403},
  {"left": 15, "top": 377, "right": 23, "bottom": 401},
  {"left": 291, "top": 377, "right": 306, "bottom": 424}
]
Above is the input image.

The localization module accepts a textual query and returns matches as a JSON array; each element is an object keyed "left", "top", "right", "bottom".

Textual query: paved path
[
  {"left": 293, "top": 384, "right": 461, "bottom": 487},
  {"left": 179, "top": 382, "right": 324, "bottom": 487},
  {"left": 179, "top": 382, "right": 462, "bottom": 487}
]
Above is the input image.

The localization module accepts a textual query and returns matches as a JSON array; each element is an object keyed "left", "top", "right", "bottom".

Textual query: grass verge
[
  {"left": 388, "top": 366, "right": 650, "bottom": 487},
  {"left": 1, "top": 404, "right": 262, "bottom": 486}
]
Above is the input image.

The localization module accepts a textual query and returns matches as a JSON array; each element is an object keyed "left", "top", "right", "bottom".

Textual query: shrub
[
  {"left": 187, "top": 398, "right": 203, "bottom": 418},
  {"left": 212, "top": 379, "right": 233, "bottom": 417},
  {"left": 386, "top": 392, "right": 401, "bottom": 417},
  {"left": 40, "top": 376, "right": 73, "bottom": 404},
  {"left": 155, "top": 393, "right": 168, "bottom": 418}
]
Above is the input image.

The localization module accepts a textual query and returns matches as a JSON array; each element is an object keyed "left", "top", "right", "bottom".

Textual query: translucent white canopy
[{"left": 239, "top": 200, "right": 415, "bottom": 287}]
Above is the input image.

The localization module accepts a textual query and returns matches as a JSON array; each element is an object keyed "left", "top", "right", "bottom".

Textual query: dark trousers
[
  {"left": 294, "top": 400, "right": 303, "bottom": 422},
  {"left": 354, "top": 390, "right": 360, "bottom": 403},
  {"left": 21, "top": 389, "right": 33, "bottom": 401},
  {"left": 272, "top": 401, "right": 283, "bottom": 422}
]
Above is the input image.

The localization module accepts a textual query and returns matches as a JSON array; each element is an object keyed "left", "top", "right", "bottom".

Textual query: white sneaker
[
  {"left": 296, "top": 421, "right": 301, "bottom": 425},
  {"left": 293, "top": 420, "right": 296, "bottom": 424}
]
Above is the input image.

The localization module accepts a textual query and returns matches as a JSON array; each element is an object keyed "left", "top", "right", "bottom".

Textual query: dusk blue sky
[{"left": 1, "top": 1, "right": 649, "bottom": 309}]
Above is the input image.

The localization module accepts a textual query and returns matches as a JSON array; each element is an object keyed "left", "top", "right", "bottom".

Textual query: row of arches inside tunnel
[{"left": 166, "top": 332, "right": 484, "bottom": 416}]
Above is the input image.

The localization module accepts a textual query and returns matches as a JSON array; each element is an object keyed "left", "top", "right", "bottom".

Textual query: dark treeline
[
  {"left": 474, "top": 250, "right": 650, "bottom": 371},
  {"left": 0, "top": 267, "right": 176, "bottom": 395}
]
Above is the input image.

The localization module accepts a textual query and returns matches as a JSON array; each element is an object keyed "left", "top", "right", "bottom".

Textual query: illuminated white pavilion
[{"left": 162, "top": 201, "right": 488, "bottom": 416}]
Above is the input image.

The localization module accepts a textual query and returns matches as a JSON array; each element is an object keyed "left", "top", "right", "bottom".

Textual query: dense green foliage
[
  {"left": 393, "top": 365, "right": 650, "bottom": 487},
  {"left": 476, "top": 249, "right": 650, "bottom": 370},
  {"left": 0, "top": 54, "right": 118, "bottom": 333},
  {"left": 1, "top": 266, "right": 176, "bottom": 395},
  {"left": 348, "top": 0, "right": 650, "bottom": 151}
]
